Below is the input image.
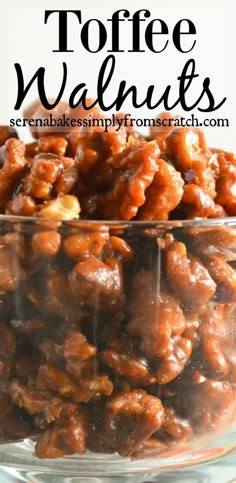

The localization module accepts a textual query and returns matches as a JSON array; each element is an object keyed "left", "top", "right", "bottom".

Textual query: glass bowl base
[{"left": 0, "top": 433, "right": 235, "bottom": 482}]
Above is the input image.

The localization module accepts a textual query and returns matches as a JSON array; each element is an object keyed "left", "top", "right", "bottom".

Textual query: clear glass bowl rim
[{"left": 1, "top": 214, "right": 236, "bottom": 229}]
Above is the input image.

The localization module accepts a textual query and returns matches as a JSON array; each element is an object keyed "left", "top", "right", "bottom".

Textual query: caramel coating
[
  {"left": 75, "top": 124, "right": 127, "bottom": 191},
  {"left": 138, "top": 158, "right": 184, "bottom": 220},
  {"left": 54, "top": 166, "right": 79, "bottom": 194},
  {"left": 9, "top": 380, "right": 63, "bottom": 422},
  {"left": 102, "top": 390, "right": 165, "bottom": 456},
  {"left": 35, "top": 409, "right": 88, "bottom": 458},
  {"left": 155, "top": 335, "right": 192, "bottom": 384},
  {"left": 199, "top": 305, "right": 236, "bottom": 382},
  {"left": 92, "top": 141, "right": 159, "bottom": 220},
  {"left": 32, "top": 231, "right": 61, "bottom": 258},
  {"left": 0, "top": 139, "right": 26, "bottom": 209},
  {"left": 38, "top": 136, "right": 68, "bottom": 157},
  {"left": 64, "top": 333, "right": 113, "bottom": 396},
  {"left": 181, "top": 184, "right": 216, "bottom": 219},
  {"left": 176, "top": 380, "right": 235, "bottom": 433},
  {"left": 6, "top": 193, "right": 36, "bottom": 216},
  {"left": 0, "top": 387, "right": 33, "bottom": 443},
  {"left": 215, "top": 150, "right": 236, "bottom": 214},
  {"left": 165, "top": 241, "right": 216, "bottom": 307},
  {"left": 162, "top": 406, "right": 194, "bottom": 440},
  {"left": 165, "top": 127, "right": 216, "bottom": 198},
  {"left": 64, "top": 332, "right": 96, "bottom": 362},
  {"left": 165, "top": 127, "right": 209, "bottom": 171},
  {"left": 69, "top": 257, "right": 124, "bottom": 311},
  {"left": 183, "top": 226, "right": 236, "bottom": 261},
  {"left": 0, "top": 243, "right": 23, "bottom": 294},
  {"left": 0, "top": 322, "right": 16, "bottom": 378},
  {"left": 100, "top": 349, "right": 150, "bottom": 384},
  {"left": 23, "top": 155, "right": 65, "bottom": 200},
  {"left": 205, "top": 256, "right": 236, "bottom": 302},
  {"left": 128, "top": 271, "right": 186, "bottom": 357},
  {"left": 64, "top": 229, "right": 109, "bottom": 260}
]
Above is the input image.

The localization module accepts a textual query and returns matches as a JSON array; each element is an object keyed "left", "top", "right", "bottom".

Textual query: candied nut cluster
[
  {"left": 0, "top": 103, "right": 236, "bottom": 222},
  {"left": 0, "top": 103, "right": 235, "bottom": 460}
]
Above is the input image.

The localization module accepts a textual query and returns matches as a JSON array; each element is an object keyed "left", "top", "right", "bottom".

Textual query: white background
[{"left": 1, "top": 0, "right": 236, "bottom": 150}]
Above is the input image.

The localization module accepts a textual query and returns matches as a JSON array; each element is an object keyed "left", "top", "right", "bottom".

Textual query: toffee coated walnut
[{"left": 0, "top": 105, "right": 236, "bottom": 460}]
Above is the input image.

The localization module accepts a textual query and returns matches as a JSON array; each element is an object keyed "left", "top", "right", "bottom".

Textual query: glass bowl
[{"left": 0, "top": 215, "right": 235, "bottom": 481}]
